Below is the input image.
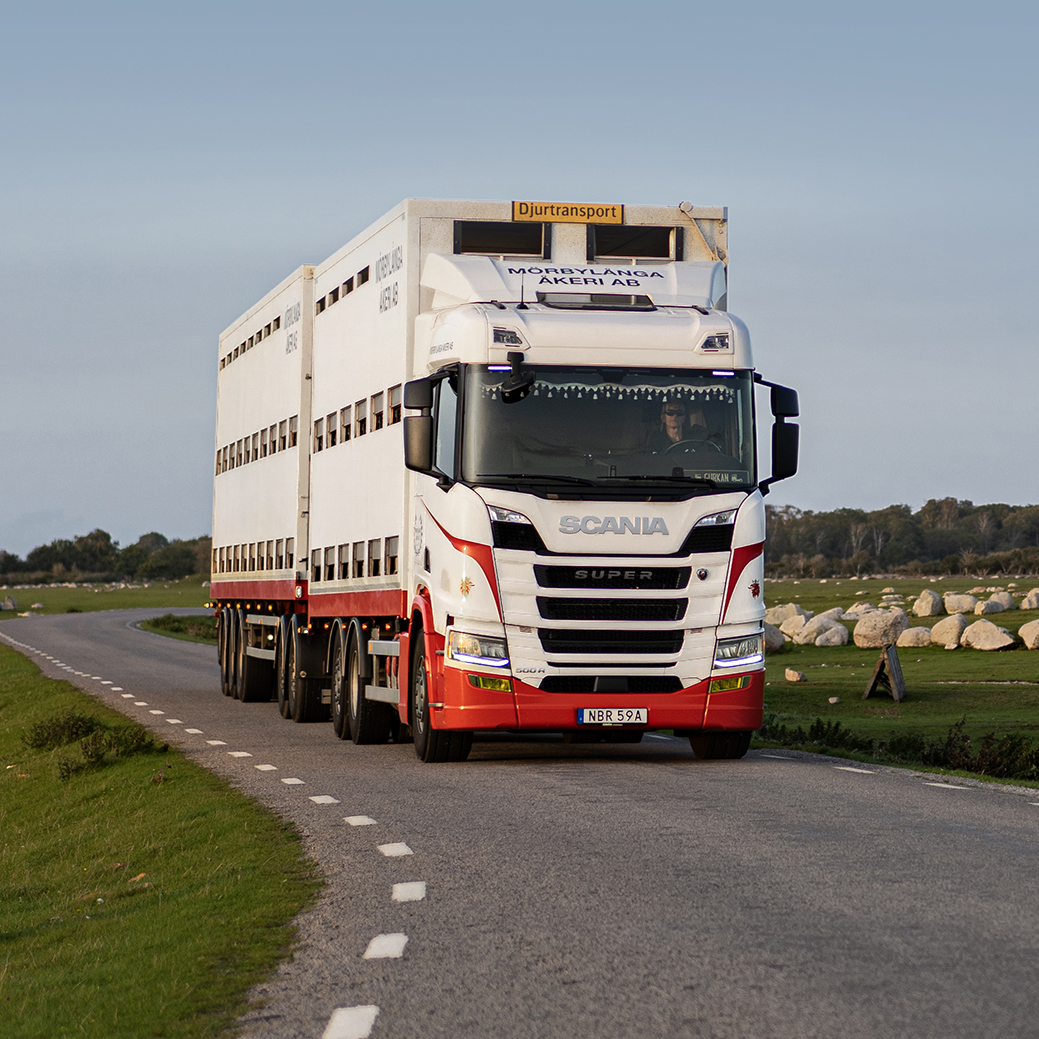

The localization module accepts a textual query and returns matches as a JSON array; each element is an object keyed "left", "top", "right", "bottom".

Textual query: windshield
[{"left": 461, "top": 365, "right": 755, "bottom": 490}]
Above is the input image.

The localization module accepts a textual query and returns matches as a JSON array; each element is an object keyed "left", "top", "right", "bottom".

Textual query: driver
[{"left": 648, "top": 399, "right": 710, "bottom": 453}]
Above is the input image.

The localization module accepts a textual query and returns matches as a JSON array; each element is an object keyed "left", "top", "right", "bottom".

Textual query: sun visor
[{"left": 421, "top": 254, "right": 727, "bottom": 309}]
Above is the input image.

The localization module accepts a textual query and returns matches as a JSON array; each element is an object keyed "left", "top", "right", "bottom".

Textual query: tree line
[
  {"left": 766, "top": 498, "right": 1039, "bottom": 578},
  {"left": 0, "top": 530, "right": 212, "bottom": 583}
]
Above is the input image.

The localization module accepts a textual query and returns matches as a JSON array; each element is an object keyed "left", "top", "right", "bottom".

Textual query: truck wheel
[
  {"left": 409, "top": 631, "right": 471, "bottom": 763},
  {"left": 347, "top": 633, "right": 391, "bottom": 745},
  {"left": 289, "top": 620, "right": 325, "bottom": 723},
  {"left": 330, "top": 632, "right": 349, "bottom": 739},
  {"left": 229, "top": 609, "right": 244, "bottom": 700},
  {"left": 689, "top": 731, "right": 751, "bottom": 760},
  {"left": 219, "top": 608, "right": 233, "bottom": 697},
  {"left": 275, "top": 616, "right": 291, "bottom": 718}
]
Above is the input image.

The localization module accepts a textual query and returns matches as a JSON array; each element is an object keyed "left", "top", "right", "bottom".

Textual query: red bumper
[{"left": 431, "top": 669, "right": 764, "bottom": 733}]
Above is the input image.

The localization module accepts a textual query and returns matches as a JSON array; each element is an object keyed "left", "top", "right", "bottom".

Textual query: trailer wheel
[
  {"left": 288, "top": 619, "right": 325, "bottom": 723},
  {"left": 347, "top": 632, "right": 391, "bottom": 745},
  {"left": 219, "top": 608, "right": 233, "bottom": 697},
  {"left": 330, "top": 631, "right": 349, "bottom": 739},
  {"left": 275, "top": 616, "right": 291, "bottom": 718},
  {"left": 229, "top": 609, "right": 244, "bottom": 700},
  {"left": 688, "top": 731, "right": 751, "bottom": 760},
  {"left": 409, "top": 631, "right": 471, "bottom": 763}
]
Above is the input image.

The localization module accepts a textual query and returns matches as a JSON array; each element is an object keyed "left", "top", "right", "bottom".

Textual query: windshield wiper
[
  {"left": 597, "top": 474, "right": 720, "bottom": 488},
  {"left": 480, "top": 472, "right": 598, "bottom": 486}
]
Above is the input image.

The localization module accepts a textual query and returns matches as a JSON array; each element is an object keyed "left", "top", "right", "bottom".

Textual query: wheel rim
[
  {"left": 332, "top": 643, "right": 345, "bottom": 724},
  {"left": 413, "top": 651, "right": 427, "bottom": 737},
  {"left": 349, "top": 643, "right": 360, "bottom": 719}
]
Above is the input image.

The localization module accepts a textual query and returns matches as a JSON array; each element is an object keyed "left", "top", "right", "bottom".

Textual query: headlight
[
  {"left": 447, "top": 630, "right": 510, "bottom": 668},
  {"left": 713, "top": 634, "right": 763, "bottom": 669},
  {"left": 488, "top": 505, "right": 532, "bottom": 525},
  {"left": 695, "top": 509, "right": 737, "bottom": 527}
]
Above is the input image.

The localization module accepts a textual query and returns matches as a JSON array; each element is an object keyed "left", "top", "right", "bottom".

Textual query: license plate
[{"left": 577, "top": 707, "right": 648, "bottom": 726}]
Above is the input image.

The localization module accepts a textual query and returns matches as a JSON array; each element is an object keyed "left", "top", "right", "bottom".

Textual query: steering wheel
[{"left": 665, "top": 437, "right": 721, "bottom": 455}]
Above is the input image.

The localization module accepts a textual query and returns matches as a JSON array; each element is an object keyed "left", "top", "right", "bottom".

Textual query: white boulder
[
  {"left": 912, "top": 589, "right": 944, "bottom": 617},
  {"left": 989, "top": 591, "right": 1015, "bottom": 610},
  {"left": 815, "top": 625, "right": 849, "bottom": 647},
  {"left": 897, "top": 626, "right": 932, "bottom": 648},
  {"left": 1019, "top": 619, "right": 1039, "bottom": 650},
  {"left": 853, "top": 607, "right": 909, "bottom": 648},
  {"left": 793, "top": 615, "right": 845, "bottom": 646},
  {"left": 845, "top": 600, "right": 877, "bottom": 617},
  {"left": 763, "top": 622, "right": 787, "bottom": 654},
  {"left": 785, "top": 668, "right": 807, "bottom": 683},
  {"left": 930, "top": 614, "right": 969, "bottom": 647},
  {"left": 1020, "top": 590, "right": 1039, "bottom": 610},
  {"left": 780, "top": 614, "right": 808, "bottom": 637},
  {"left": 961, "top": 619, "right": 1015, "bottom": 651},
  {"left": 944, "top": 593, "right": 978, "bottom": 615},
  {"left": 975, "top": 599, "right": 1005, "bottom": 615},
  {"left": 765, "top": 603, "right": 814, "bottom": 625}
]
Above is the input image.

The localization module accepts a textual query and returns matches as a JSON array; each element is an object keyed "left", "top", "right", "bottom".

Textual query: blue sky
[{"left": 1, "top": 0, "right": 1035, "bottom": 556}]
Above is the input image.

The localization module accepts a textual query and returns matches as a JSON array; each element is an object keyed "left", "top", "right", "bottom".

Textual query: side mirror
[
  {"left": 760, "top": 419, "right": 799, "bottom": 495},
  {"left": 404, "top": 378, "right": 433, "bottom": 410},
  {"left": 770, "top": 385, "right": 799, "bottom": 418},
  {"left": 403, "top": 415, "right": 433, "bottom": 472}
]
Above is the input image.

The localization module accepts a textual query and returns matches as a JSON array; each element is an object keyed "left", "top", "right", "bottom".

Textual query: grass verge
[
  {"left": 0, "top": 644, "right": 321, "bottom": 1039},
  {"left": 140, "top": 612, "right": 218, "bottom": 645},
  {"left": 759, "top": 576, "right": 1039, "bottom": 782},
  {"left": 0, "top": 575, "right": 211, "bottom": 617}
]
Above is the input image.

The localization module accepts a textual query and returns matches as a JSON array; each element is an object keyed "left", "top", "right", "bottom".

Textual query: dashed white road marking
[
  {"left": 761, "top": 754, "right": 795, "bottom": 760},
  {"left": 282, "top": 777, "right": 305, "bottom": 785},
  {"left": 91, "top": 676, "right": 101, "bottom": 680},
  {"left": 121, "top": 693, "right": 134, "bottom": 698},
  {"left": 207, "top": 740, "right": 227, "bottom": 746},
  {"left": 228, "top": 751, "right": 253, "bottom": 758},
  {"left": 924, "top": 782, "right": 970, "bottom": 790},
  {"left": 1030, "top": 803, "right": 1039, "bottom": 807},
  {"left": 149, "top": 710, "right": 164, "bottom": 715},
  {"left": 378, "top": 842, "right": 413, "bottom": 857},
  {"left": 134, "top": 701, "right": 148, "bottom": 706},
  {"left": 185, "top": 728, "right": 203, "bottom": 734},
  {"left": 346, "top": 816, "right": 377, "bottom": 826},
  {"left": 834, "top": 766, "right": 875, "bottom": 774},
  {"left": 363, "top": 933, "right": 408, "bottom": 959},
  {"left": 322, "top": 1005, "right": 379, "bottom": 1039},
  {"left": 166, "top": 719, "right": 183, "bottom": 724},
  {"left": 255, "top": 764, "right": 277, "bottom": 771},
  {"left": 310, "top": 795, "right": 340, "bottom": 804},
  {"left": 111, "top": 687, "right": 123, "bottom": 691},
  {"left": 392, "top": 881, "right": 426, "bottom": 902},
  {"left": 101, "top": 681, "right": 112, "bottom": 685}
]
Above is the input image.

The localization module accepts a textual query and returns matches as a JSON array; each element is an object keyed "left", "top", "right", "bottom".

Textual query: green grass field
[
  {"left": 0, "top": 640, "right": 320, "bottom": 1039},
  {"left": 760, "top": 577, "right": 1039, "bottom": 774},
  {"left": 0, "top": 575, "right": 211, "bottom": 617}
]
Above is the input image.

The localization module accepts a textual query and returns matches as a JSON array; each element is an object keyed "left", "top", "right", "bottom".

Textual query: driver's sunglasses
[{"left": 663, "top": 407, "right": 686, "bottom": 416}]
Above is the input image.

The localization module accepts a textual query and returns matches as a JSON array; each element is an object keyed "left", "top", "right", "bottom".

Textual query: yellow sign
[{"left": 512, "top": 201, "right": 624, "bottom": 224}]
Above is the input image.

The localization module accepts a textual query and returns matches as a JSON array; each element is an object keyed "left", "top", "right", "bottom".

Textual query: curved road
[{"left": 3, "top": 610, "right": 1039, "bottom": 1039}]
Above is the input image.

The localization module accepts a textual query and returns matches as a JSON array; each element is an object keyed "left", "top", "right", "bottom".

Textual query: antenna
[{"left": 517, "top": 271, "right": 528, "bottom": 310}]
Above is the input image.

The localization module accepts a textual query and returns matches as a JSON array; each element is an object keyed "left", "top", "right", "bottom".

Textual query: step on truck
[{"left": 209, "top": 198, "right": 799, "bottom": 762}]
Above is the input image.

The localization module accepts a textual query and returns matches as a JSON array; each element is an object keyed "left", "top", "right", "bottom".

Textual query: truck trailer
[{"left": 209, "top": 198, "right": 799, "bottom": 762}]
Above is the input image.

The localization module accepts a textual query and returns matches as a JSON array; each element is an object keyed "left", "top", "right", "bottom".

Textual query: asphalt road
[{"left": 3, "top": 610, "right": 1039, "bottom": 1039}]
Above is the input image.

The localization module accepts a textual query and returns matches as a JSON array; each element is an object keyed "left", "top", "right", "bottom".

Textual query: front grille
[
  {"left": 537, "top": 597, "right": 687, "bottom": 622},
  {"left": 492, "top": 521, "right": 548, "bottom": 552},
  {"left": 538, "top": 628, "right": 684, "bottom": 655},
  {"left": 534, "top": 565, "right": 691, "bottom": 589},
  {"left": 678, "top": 523, "right": 734, "bottom": 554},
  {"left": 539, "top": 676, "right": 683, "bottom": 693}
]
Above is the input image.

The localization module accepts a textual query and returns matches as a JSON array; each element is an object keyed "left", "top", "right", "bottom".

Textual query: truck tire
[
  {"left": 275, "top": 616, "right": 291, "bottom": 718},
  {"left": 347, "top": 632, "right": 391, "bottom": 745},
  {"left": 688, "top": 731, "right": 751, "bottom": 760},
  {"left": 409, "top": 630, "right": 471, "bottom": 763},
  {"left": 219, "top": 608, "right": 233, "bottom": 697},
  {"left": 330, "top": 630, "right": 349, "bottom": 739},
  {"left": 228, "top": 608, "right": 244, "bottom": 700},
  {"left": 289, "top": 619, "right": 325, "bottom": 723}
]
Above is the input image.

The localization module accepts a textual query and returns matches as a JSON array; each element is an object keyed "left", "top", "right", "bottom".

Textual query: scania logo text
[{"left": 559, "top": 515, "right": 669, "bottom": 535}]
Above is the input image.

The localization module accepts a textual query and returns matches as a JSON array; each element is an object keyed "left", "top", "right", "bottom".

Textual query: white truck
[{"left": 209, "top": 198, "right": 799, "bottom": 762}]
